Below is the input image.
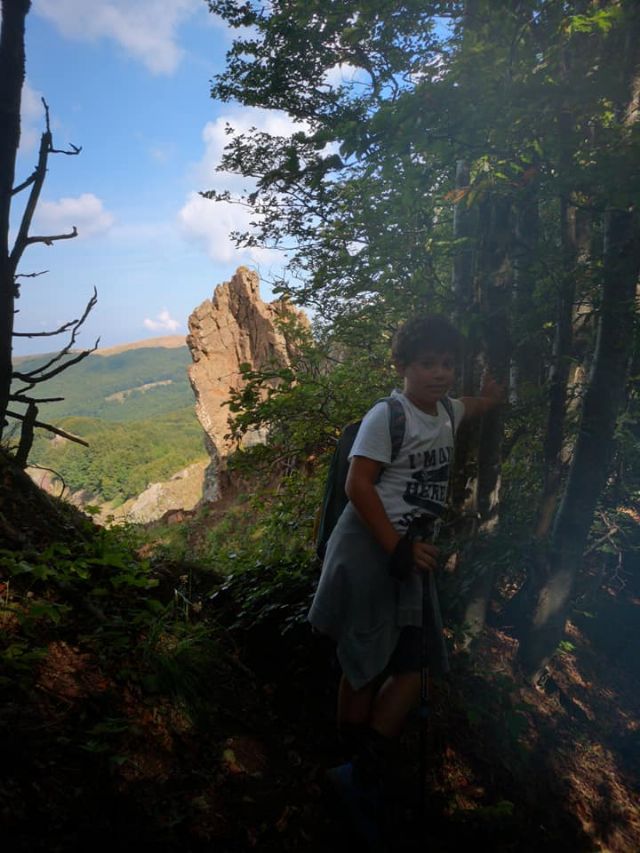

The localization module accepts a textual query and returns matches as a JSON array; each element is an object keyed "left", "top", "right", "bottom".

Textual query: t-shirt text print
[
  {"left": 403, "top": 445, "right": 453, "bottom": 517},
  {"left": 349, "top": 391, "right": 465, "bottom": 533}
]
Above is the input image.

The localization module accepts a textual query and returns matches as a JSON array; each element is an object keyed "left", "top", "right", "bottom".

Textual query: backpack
[{"left": 315, "top": 395, "right": 456, "bottom": 560}]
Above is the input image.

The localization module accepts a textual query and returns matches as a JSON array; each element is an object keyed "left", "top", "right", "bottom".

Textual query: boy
[{"left": 308, "top": 315, "right": 503, "bottom": 803}]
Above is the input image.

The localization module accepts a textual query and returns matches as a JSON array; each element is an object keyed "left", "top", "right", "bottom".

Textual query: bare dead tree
[{"left": 1, "top": 0, "right": 98, "bottom": 465}]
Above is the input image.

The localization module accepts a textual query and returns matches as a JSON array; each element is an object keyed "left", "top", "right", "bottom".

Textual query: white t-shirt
[{"left": 349, "top": 390, "right": 465, "bottom": 533}]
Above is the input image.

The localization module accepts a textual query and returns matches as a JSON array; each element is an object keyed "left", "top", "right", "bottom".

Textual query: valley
[{"left": 16, "top": 338, "right": 209, "bottom": 519}]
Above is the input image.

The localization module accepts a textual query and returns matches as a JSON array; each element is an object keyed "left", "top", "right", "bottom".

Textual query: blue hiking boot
[{"left": 326, "top": 761, "right": 388, "bottom": 852}]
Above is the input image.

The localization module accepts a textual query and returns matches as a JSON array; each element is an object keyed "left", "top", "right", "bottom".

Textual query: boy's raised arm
[{"left": 459, "top": 373, "right": 505, "bottom": 420}]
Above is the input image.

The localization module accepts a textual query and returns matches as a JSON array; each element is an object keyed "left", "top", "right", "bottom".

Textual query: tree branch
[
  {"left": 10, "top": 393, "right": 65, "bottom": 404},
  {"left": 13, "top": 317, "right": 77, "bottom": 337},
  {"left": 11, "top": 170, "right": 38, "bottom": 195},
  {"left": 50, "top": 143, "right": 82, "bottom": 156},
  {"left": 26, "top": 463, "right": 68, "bottom": 499},
  {"left": 12, "top": 287, "right": 98, "bottom": 381},
  {"left": 24, "top": 226, "right": 78, "bottom": 247},
  {"left": 12, "top": 337, "right": 99, "bottom": 384},
  {"left": 8, "top": 99, "right": 81, "bottom": 276},
  {"left": 14, "top": 270, "right": 49, "bottom": 279},
  {"left": 9, "top": 106, "right": 51, "bottom": 276},
  {"left": 5, "top": 410, "right": 89, "bottom": 447}
]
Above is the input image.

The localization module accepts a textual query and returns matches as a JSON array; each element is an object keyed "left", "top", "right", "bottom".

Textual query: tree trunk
[
  {"left": 518, "top": 208, "right": 640, "bottom": 680},
  {"left": 512, "top": 183, "right": 540, "bottom": 393},
  {"left": 0, "top": 0, "right": 30, "bottom": 437},
  {"left": 475, "top": 194, "right": 511, "bottom": 531},
  {"left": 535, "top": 191, "right": 579, "bottom": 539},
  {"left": 451, "top": 159, "right": 478, "bottom": 516},
  {"left": 452, "top": 159, "right": 475, "bottom": 392},
  {"left": 461, "top": 194, "right": 512, "bottom": 642}
]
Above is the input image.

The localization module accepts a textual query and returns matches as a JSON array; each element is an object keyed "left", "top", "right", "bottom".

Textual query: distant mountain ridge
[
  {"left": 14, "top": 334, "right": 186, "bottom": 365},
  {"left": 94, "top": 335, "right": 186, "bottom": 357}
]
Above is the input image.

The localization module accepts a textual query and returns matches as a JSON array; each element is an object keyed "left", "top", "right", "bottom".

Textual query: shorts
[{"left": 387, "top": 626, "right": 423, "bottom": 674}]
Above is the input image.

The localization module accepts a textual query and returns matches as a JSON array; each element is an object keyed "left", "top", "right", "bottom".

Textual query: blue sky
[{"left": 12, "top": 0, "right": 304, "bottom": 355}]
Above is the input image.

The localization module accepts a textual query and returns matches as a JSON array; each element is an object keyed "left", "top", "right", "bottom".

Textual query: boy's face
[{"left": 397, "top": 350, "right": 455, "bottom": 413}]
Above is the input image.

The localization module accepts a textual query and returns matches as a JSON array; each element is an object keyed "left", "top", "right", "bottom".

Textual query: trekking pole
[
  {"left": 417, "top": 520, "right": 448, "bottom": 830},
  {"left": 416, "top": 517, "right": 437, "bottom": 821},
  {"left": 419, "top": 569, "right": 429, "bottom": 815}
]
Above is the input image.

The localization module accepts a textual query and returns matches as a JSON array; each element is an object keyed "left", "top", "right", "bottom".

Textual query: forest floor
[
  {"left": 1, "top": 459, "right": 639, "bottom": 851},
  {"left": 3, "top": 561, "right": 639, "bottom": 852}
]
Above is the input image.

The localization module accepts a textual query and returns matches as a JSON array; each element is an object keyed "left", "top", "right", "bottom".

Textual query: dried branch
[
  {"left": 13, "top": 317, "right": 77, "bottom": 337},
  {"left": 5, "top": 410, "right": 89, "bottom": 447},
  {"left": 14, "top": 268, "right": 49, "bottom": 298},
  {"left": 26, "top": 463, "right": 68, "bottom": 499},
  {"left": 11, "top": 170, "right": 38, "bottom": 195},
  {"left": 9, "top": 98, "right": 81, "bottom": 277},
  {"left": 9, "top": 114, "right": 51, "bottom": 275},
  {"left": 12, "top": 287, "right": 98, "bottom": 382},
  {"left": 12, "top": 337, "right": 99, "bottom": 385},
  {"left": 50, "top": 143, "right": 82, "bottom": 156},
  {"left": 14, "top": 270, "right": 49, "bottom": 279},
  {"left": 24, "top": 226, "right": 78, "bottom": 247},
  {"left": 42, "top": 99, "right": 81, "bottom": 156},
  {"left": 10, "top": 394, "right": 65, "bottom": 404},
  {"left": 584, "top": 511, "right": 620, "bottom": 557},
  {"left": 13, "top": 381, "right": 36, "bottom": 397}
]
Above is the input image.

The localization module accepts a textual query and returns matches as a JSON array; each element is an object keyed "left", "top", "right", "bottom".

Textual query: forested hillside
[
  {"left": 31, "top": 409, "right": 206, "bottom": 505},
  {"left": 13, "top": 344, "right": 194, "bottom": 422},
  {"left": 15, "top": 345, "right": 207, "bottom": 505}
]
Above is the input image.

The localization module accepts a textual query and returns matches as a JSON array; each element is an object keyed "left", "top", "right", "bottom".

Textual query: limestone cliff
[{"left": 187, "top": 267, "right": 306, "bottom": 499}]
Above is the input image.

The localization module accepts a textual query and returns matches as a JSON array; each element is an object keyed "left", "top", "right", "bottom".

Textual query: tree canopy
[{"left": 206, "top": 0, "right": 640, "bottom": 679}]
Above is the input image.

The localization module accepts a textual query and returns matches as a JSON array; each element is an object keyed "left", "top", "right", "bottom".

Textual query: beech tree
[
  {"left": 0, "top": 0, "right": 96, "bottom": 464},
  {"left": 516, "top": 5, "right": 640, "bottom": 677},
  {"left": 206, "top": 0, "right": 640, "bottom": 678}
]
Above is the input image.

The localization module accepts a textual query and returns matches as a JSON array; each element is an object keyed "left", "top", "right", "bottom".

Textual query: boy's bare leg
[
  {"left": 370, "top": 672, "right": 421, "bottom": 738},
  {"left": 337, "top": 673, "right": 376, "bottom": 728}
]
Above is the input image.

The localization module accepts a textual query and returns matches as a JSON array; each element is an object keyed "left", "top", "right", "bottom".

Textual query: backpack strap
[
  {"left": 376, "top": 395, "right": 406, "bottom": 462},
  {"left": 314, "top": 396, "right": 406, "bottom": 560},
  {"left": 440, "top": 395, "right": 456, "bottom": 439}
]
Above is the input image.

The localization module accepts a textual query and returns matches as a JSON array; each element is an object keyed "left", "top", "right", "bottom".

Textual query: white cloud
[
  {"left": 178, "top": 191, "right": 282, "bottom": 267},
  {"left": 35, "top": 193, "right": 115, "bottom": 239},
  {"left": 178, "top": 191, "right": 243, "bottom": 264},
  {"left": 179, "top": 107, "right": 304, "bottom": 265},
  {"left": 322, "top": 63, "right": 364, "bottom": 89},
  {"left": 190, "top": 109, "right": 306, "bottom": 187},
  {"left": 144, "top": 309, "right": 181, "bottom": 332},
  {"left": 34, "top": 0, "right": 199, "bottom": 75}
]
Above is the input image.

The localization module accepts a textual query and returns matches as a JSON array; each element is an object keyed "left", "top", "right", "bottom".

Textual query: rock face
[
  {"left": 120, "top": 460, "right": 207, "bottom": 524},
  {"left": 187, "top": 267, "right": 306, "bottom": 499},
  {"left": 27, "top": 460, "right": 208, "bottom": 527}
]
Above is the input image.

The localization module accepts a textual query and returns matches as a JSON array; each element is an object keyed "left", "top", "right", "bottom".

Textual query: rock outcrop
[
  {"left": 119, "top": 460, "right": 207, "bottom": 524},
  {"left": 27, "top": 459, "right": 208, "bottom": 526},
  {"left": 187, "top": 267, "right": 307, "bottom": 500}
]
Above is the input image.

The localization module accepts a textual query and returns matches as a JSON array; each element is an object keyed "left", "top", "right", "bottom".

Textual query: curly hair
[{"left": 391, "top": 315, "right": 464, "bottom": 366}]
